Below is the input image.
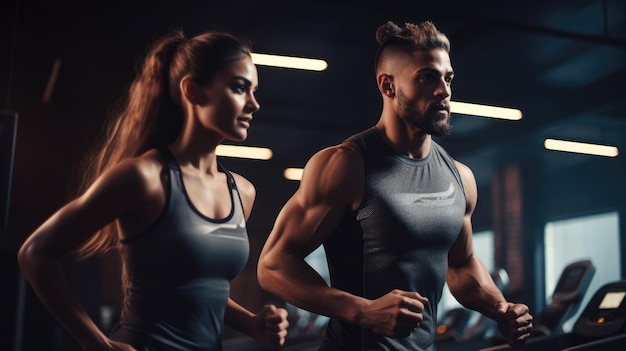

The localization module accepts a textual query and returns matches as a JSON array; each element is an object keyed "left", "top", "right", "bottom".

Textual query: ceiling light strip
[
  {"left": 216, "top": 145, "right": 273, "bottom": 160},
  {"left": 544, "top": 138, "right": 619, "bottom": 157},
  {"left": 284, "top": 168, "right": 304, "bottom": 181},
  {"left": 451, "top": 101, "right": 522, "bottom": 120},
  {"left": 251, "top": 53, "right": 328, "bottom": 71}
]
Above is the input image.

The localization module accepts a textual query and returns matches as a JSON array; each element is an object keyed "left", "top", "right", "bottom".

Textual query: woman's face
[{"left": 195, "top": 56, "right": 260, "bottom": 142}]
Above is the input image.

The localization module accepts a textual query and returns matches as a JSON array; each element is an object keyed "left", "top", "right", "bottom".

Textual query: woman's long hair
[{"left": 75, "top": 29, "right": 251, "bottom": 259}]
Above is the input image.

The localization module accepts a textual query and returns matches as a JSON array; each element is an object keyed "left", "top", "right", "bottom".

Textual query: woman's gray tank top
[{"left": 111, "top": 147, "right": 249, "bottom": 351}]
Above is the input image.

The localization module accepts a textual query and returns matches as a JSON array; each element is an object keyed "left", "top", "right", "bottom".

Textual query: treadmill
[
  {"left": 438, "top": 260, "right": 596, "bottom": 351},
  {"left": 436, "top": 268, "right": 510, "bottom": 346},
  {"left": 479, "top": 279, "right": 626, "bottom": 351},
  {"left": 531, "top": 260, "right": 596, "bottom": 337}
]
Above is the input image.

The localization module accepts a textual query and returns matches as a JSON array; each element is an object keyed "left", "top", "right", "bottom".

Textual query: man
[{"left": 258, "top": 20, "right": 533, "bottom": 350}]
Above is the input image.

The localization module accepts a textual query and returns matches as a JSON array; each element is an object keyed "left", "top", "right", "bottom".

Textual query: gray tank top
[
  {"left": 322, "top": 127, "right": 466, "bottom": 351},
  {"left": 111, "top": 147, "right": 250, "bottom": 351}
]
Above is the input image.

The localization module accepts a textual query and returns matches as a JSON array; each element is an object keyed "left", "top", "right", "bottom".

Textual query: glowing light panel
[
  {"left": 451, "top": 101, "right": 522, "bottom": 120},
  {"left": 251, "top": 53, "right": 328, "bottom": 71},
  {"left": 284, "top": 168, "right": 304, "bottom": 181},
  {"left": 544, "top": 139, "right": 619, "bottom": 157},
  {"left": 216, "top": 145, "right": 273, "bottom": 160}
]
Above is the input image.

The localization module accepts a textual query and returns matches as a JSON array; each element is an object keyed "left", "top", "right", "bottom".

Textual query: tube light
[
  {"left": 284, "top": 168, "right": 303, "bottom": 181},
  {"left": 216, "top": 145, "right": 273, "bottom": 160},
  {"left": 251, "top": 53, "right": 328, "bottom": 71},
  {"left": 544, "top": 138, "right": 619, "bottom": 157},
  {"left": 450, "top": 101, "right": 522, "bottom": 120}
]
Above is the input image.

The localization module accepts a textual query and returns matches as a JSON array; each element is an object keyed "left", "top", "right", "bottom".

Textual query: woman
[{"left": 18, "top": 29, "right": 288, "bottom": 351}]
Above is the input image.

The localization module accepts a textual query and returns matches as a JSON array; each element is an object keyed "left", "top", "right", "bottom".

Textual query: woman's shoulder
[
  {"left": 227, "top": 171, "right": 255, "bottom": 201},
  {"left": 103, "top": 149, "right": 167, "bottom": 190}
]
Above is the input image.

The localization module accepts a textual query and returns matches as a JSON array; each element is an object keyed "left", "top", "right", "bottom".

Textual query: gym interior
[{"left": 1, "top": 1, "right": 625, "bottom": 350}]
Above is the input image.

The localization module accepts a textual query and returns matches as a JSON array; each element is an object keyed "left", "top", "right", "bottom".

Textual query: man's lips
[{"left": 430, "top": 104, "right": 449, "bottom": 112}]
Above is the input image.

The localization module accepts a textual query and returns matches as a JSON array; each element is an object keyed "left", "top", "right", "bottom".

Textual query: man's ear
[
  {"left": 180, "top": 75, "right": 202, "bottom": 105},
  {"left": 377, "top": 73, "right": 395, "bottom": 97}
]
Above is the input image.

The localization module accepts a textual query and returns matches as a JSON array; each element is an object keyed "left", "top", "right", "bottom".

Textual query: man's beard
[{"left": 397, "top": 91, "right": 451, "bottom": 137}]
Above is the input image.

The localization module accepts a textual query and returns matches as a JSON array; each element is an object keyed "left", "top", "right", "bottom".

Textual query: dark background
[{"left": 1, "top": 0, "right": 625, "bottom": 350}]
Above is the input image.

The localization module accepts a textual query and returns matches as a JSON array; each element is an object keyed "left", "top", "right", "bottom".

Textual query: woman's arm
[
  {"left": 18, "top": 158, "right": 159, "bottom": 350},
  {"left": 225, "top": 172, "right": 289, "bottom": 347},
  {"left": 224, "top": 298, "right": 288, "bottom": 347}
]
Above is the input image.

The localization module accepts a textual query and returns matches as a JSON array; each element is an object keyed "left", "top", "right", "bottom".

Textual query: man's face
[{"left": 395, "top": 48, "right": 454, "bottom": 137}]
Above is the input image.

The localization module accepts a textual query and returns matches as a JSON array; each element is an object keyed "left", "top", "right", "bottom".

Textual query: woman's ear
[{"left": 180, "top": 75, "right": 202, "bottom": 105}]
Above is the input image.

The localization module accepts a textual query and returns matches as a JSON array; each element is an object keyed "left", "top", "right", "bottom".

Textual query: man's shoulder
[
  {"left": 310, "top": 140, "right": 362, "bottom": 167},
  {"left": 300, "top": 141, "right": 364, "bottom": 203}
]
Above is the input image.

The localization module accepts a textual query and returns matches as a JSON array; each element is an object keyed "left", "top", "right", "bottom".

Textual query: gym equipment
[
  {"left": 436, "top": 268, "right": 510, "bottom": 346},
  {"left": 435, "top": 307, "right": 475, "bottom": 344},
  {"left": 438, "top": 260, "right": 596, "bottom": 351},
  {"left": 479, "top": 279, "right": 626, "bottom": 351},
  {"left": 532, "top": 259, "right": 596, "bottom": 336}
]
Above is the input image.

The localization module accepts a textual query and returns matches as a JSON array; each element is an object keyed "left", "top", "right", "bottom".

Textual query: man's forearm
[
  {"left": 447, "top": 258, "right": 507, "bottom": 319},
  {"left": 258, "top": 252, "right": 366, "bottom": 324}
]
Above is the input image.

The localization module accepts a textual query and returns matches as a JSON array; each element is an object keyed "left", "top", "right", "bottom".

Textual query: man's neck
[{"left": 374, "top": 121, "right": 431, "bottom": 159}]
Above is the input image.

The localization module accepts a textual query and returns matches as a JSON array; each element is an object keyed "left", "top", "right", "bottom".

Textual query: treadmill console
[
  {"left": 573, "top": 280, "right": 626, "bottom": 339},
  {"left": 533, "top": 260, "right": 595, "bottom": 335},
  {"left": 552, "top": 260, "right": 595, "bottom": 303}
]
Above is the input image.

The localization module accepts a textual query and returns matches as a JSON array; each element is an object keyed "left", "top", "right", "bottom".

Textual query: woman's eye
[{"left": 233, "top": 85, "right": 246, "bottom": 93}]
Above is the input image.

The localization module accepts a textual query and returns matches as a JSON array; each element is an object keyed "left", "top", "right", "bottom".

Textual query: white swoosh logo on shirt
[{"left": 393, "top": 182, "right": 456, "bottom": 206}]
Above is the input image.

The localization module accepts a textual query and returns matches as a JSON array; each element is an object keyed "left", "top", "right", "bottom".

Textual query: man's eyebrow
[
  {"left": 417, "top": 67, "right": 438, "bottom": 74},
  {"left": 416, "top": 67, "right": 454, "bottom": 75}
]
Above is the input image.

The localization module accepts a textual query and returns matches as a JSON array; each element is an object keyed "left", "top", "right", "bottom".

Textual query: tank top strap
[
  {"left": 217, "top": 162, "right": 237, "bottom": 191},
  {"left": 157, "top": 147, "right": 181, "bottom": 173},
  {"left": 217, "top": 162, "right": 247, "bottom": 213},
  {"left": 156, "top": 148, "right": 244, "bottom": 210}
]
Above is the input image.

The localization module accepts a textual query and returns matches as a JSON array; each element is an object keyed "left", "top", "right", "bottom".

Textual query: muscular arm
[
  {"left": 446, "top": 161, "right": 506, "bottom": 317},
  {"left": 17, "top": 158, "right": 160, "bottom": 351},
  {"left": 259, "top": 144, "right": 366, "bottom": 321},
  {"left": 447, "top": 161, "right": 533, "bottom": 344},
  {"left": 258, "top": 143, "right": 427, "bottom": 337}
]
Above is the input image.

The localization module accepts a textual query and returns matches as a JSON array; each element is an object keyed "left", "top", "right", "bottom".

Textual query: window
[
  {"left": 285, "top": 246, "right": 330, "bottom": 336},
  {"left": 544, "top": 211, "right": 621, "bottom": 332}
]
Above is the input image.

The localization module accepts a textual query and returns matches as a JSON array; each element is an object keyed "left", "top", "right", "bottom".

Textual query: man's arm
[
  {"left": 258, "top": 143, "right": 427, "bottom": 337},
  {"left": 447, "top": 161, "right": 533, "bottom": 345}
]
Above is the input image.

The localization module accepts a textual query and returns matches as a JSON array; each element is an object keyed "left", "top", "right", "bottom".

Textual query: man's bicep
[
  {"left": 270, "top": 187, "right": 347, "bottom": 259},
  {"left": 267, "top": 147, "right": 358, "bottom": 257},
  {"left": 447, "top": 216, "right": 474, "bottom": 269}
]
